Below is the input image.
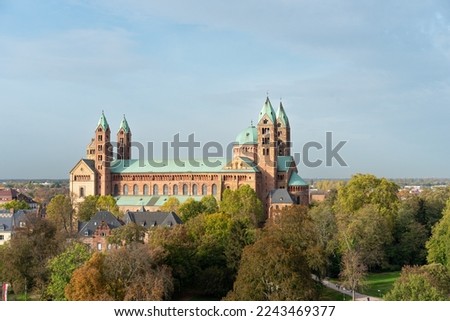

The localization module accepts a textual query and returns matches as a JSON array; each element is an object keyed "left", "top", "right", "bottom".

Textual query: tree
[
  {"left": 65, "top": 253, "right": 110, "bottom": 301},
  {"left": 46, "top": 194, "right": 74, "bottom": 236},
  {"left": 387, "top": 198, "right": 428, "bottom": 268},
  {"left": 77, "top": 195, "right": 99, "bottom": 221},
  {"left": 418, "top": 187, "right": 450, "bottom": 233},
  {"left": 220, "top": 185, "right": 264, "bottom": 227},
  {"left": 178, "top": 198, "right": 205, "bottom": 222},
  {"left": 46, "top": 242, "right": 92, "bottom": 300},
  {"left": 159, "top": 197, "right": 180, "bottom": 213},
  {"left": 0, "top": 215, "right": 61, "bottom": 297},
  {"left": 338, "top": 205, "right": 391, "bottom": 269},
  {"left": 102, "top": 245, "right": 173, "bottom": 300},
  {"left": 0, "top": 200, "right": 30, "bottom": 211},
  {"left": 334, "top": 174, "right": 399, "bottom": 221},
  {"left": 227, "top": 206, "right": 323, "bottom": 300},
  {"left": 67, "top": 245, "right": 173, "bottom": 301},
  {"left": 339, "top": 249, "right": 367, "bottom": 301},
  {"left": 384, "top": 264, "right": 450, "bottom": 301},
  {"left": 108, "top": 223, "right": 146, "bottom": 246},
  {"left": 308, "top": 203, "right": 339, "bottom": 276},
  {"left": 96, "top": 195, "right": 121, "bottom": 217},
  {"left": 426, "top": 199, "right": 450, "bottom": 269},
  {"left": 227, "top": 235, "right": 318, "bottom": 301},
  {"left": 200, "top": 195, "right": 219, "bottom": 214}
]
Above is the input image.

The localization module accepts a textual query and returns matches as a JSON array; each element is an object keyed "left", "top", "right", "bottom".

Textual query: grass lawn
[
  {"left": 362, "top": 271, "right": 400, "bottom": 298},
  {"left": 319, "top": 286, "right": 352, "bottom": 301}
]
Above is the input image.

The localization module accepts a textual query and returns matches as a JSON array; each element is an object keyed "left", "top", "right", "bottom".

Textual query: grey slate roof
[
  {"left": 124, "top": 211, "right": 183, "bottom": 228},
  {"left": 270, "top": 189, "right": 294, "bottom": 204},
  {"left": 12, "top": 209, "right": 38, "bottom": 228},
  {"left": 78, "top": 211, "right": 124, "bottom": 237},
  {"left": 0, "top": 212, "right": 12, "bottom": 232}
]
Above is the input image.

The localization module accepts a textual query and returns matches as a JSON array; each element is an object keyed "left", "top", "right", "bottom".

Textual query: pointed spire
[
  {"left": 276, "top": 101, "right": 290, "bottom": 127},
  {"left": 97, "top": 111, "right": 109, "bottom": 130},
  {"left": 258, "top": 96, "right": 276, "bottom": 123},
  {"left": 118, "top": 114, "right": 130, "bottom": 134}
]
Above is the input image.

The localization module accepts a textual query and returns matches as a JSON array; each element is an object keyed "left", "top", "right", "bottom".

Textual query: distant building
[
  {"left": 0, "top": 209, "right": 40, "bottom": 245},
  {"left": 0, "top": 210, "right": 12, "bottom": 246},
  {"left": 0, "top": 188, "right": 38, "bottom": 209},
  {"left": 70, "top": 97, "right": 309, "bottom": 217},
  {"left": 78, "top": 210, "right": 183, "bottom": 251}
]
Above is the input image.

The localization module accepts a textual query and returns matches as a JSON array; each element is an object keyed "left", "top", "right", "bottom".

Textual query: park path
[{"left": 321, "top": 279, "right": 382, "bottom": 301}]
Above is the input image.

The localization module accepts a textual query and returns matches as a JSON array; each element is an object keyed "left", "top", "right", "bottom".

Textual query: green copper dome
[
  {"left": 276, "top": 102, "right": 290, "bottom": 127},
  {"left": 258, "top": 97, "right": 276, "bottom": 124},
  {"left": 288, "top": 171, "right": 308, "bottom": 186},
  {"left": 97, "top": 111, "right": 109, "bottom": 131},
  {"left": 235, "top": 126, "right": 258, "bottom": 145},
  {"left": 118, "top": 115, "right": 130, "bottom": 134}
]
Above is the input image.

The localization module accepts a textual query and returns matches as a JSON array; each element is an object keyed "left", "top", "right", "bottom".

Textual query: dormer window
[{"left": 84, "top": 231, "right": 89, "bottom": 236}]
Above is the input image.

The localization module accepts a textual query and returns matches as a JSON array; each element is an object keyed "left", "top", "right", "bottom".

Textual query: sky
[{"left": 1, "top": 0, "right": 450, "bottom": 179}]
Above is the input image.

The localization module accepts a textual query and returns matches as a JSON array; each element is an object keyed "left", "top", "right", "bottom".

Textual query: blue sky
[{"left": 1, "top": 0, "right": 449, "bottom": 179}]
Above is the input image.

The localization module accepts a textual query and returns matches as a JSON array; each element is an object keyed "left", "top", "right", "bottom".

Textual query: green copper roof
[
  {"left": 110, "top": 158, "right": 259, "bottom": 174},
  {"left": 97, "top": 111, "right": 109, "bottom": 131},
  {"left": 276, "top": 102, "right": 290, "bottom": 127},
  {"left": 118, "top": 115, "right": 130, "bottom": 134},
  {"left": 115, "top": 195, "right": 203, "bottom": 207},
  {"left": 288, "top": 171, "right": 308, "bottom": 186},
  {"left": 277, "top": 156, "right": 296, "bottom": 172},
  {"left": 235, "top": 126, "right": 257, "bottom": 145},
  {"left": 258, "top": 97, "right": 276, "bottom": 124}
]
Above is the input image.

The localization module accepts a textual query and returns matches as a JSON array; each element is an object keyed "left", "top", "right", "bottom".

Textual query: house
[
  {"left": 78, "top": 211, "right": 123, "bottom": 251},
  {"left": 0, "top": 209, "right": 40, "bottom": 245},
  {"left": 0, "top": 188, "right": 38, "bottom": 209},
  {"left": 0, "top": 210, "right": 12, "bottom": 246},
  {"left": 267, "top": 189, "right": 295, "bottom": 218},
  {"left": 124, "top": 209, "right": 183, "bottom": 228}
]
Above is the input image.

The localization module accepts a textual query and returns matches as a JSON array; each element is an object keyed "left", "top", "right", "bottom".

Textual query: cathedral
[{"left": 70, "top": 97, "right": 309, "bottom": 218}]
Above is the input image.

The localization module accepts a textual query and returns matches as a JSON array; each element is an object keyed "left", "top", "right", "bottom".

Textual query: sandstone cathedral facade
[{"left": 70, "top": 97, "right": 309, "bottom": 218}]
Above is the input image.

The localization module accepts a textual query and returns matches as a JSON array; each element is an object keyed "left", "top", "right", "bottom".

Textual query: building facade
[{"left": 70, "top": 97, "right": 309, "bottom": 218}]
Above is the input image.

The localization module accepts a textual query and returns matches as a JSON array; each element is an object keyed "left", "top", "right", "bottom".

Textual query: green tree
[
  {"left": 384, "top": 264, "right": 450, "bottom": 301},
  {"left": 0, "top": 200, "right": 30, "bottom": 211},
  {"left": 200, "top": 195, "right": 219, "bottom": 214},
  {"left": 46, "top": 242, "right": 92, "bottom": 300},
  {"left": 178, "top": 198, "right": 205, "bottom": 222},
  {"left": 46, "top": 194, "right": 74, "bottom": 236},
  {"left": 418, "top": 187, "right": 450, "bottom": 232},
  {"left": 227, "top": 206, "right": 322, "bottom": 300},
  {"left": 334, "top": 174, "right": 399, "bottom": 221},
  {"left": 96, "top": 195, "right": 121, "bottom": 217},
  {"left": 108, "top": 223, "right": 146, "bottom": 246},
  {"left": 309, "top": 202, "right": 339, "bottom": 276},
  {"left": 77, "top": 195, "right": 99, "bottom": 221},
  {"left": 426, "top": 199, "right": 450, "bottom": 269},
  {"left": 160, "top": 197, "right": 180, "bottom": 213},
  {"left": 0, "top": 215, "right": 61, "bottom": 297},
  {"left": 387, "top": 197, "right": 428, "bottom": 268},
  {"left": 338, "top": 205, "right": 392, "bottom": 269},
  {"left": 220, "top": 185, "right": 264, "bottom": 227}
]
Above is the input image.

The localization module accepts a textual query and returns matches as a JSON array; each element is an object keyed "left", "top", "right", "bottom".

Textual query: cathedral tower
[
  {"left": 256, "top": 97, "right": 278, "bottom": 207},
  {"left": 276, "top": 101, "right": 291, "bottom": 156},
  {"left": 117, "top": 115, "right": 131, "bottom": 160},
  {"left": 94, "top": 112, "right": 112, "bottom": 195}
]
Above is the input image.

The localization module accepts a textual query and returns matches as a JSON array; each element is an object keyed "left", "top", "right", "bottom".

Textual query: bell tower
[
  {"left": 276, "top": 101, "right": 291, "bottom": 156},
  {"left": 117, "top": 115, "right": 131, "bottom": 160},
  {"left": 94, "top": 111, "right": 112, "bottom": 195},
  {"left": 256, "top": 97, "right": 278, "bottom": 208}
]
